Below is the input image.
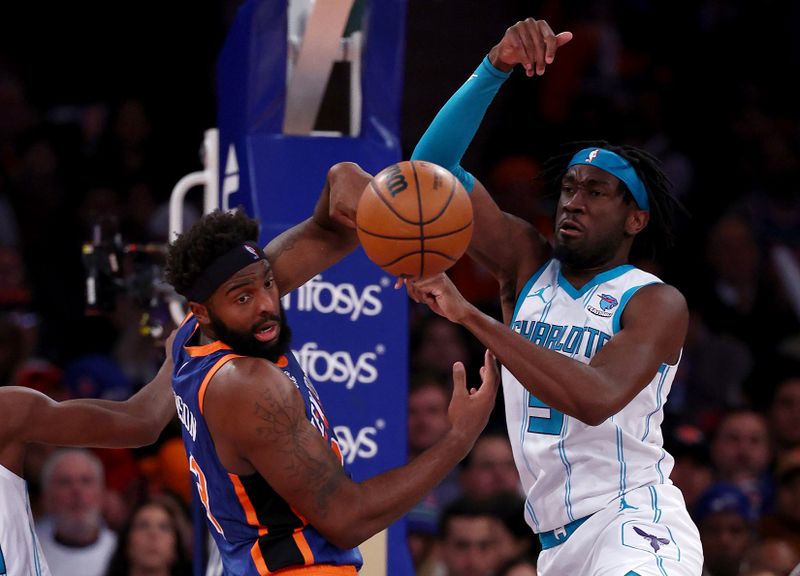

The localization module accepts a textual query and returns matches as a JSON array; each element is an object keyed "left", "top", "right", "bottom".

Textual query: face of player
[
  {"left": 205, "top": 260, "right": 292, "bottom": 362},
  {"left": 126, "top": 504, "right": 178, "bottom": 572},
  {"left": 553, "top": 164, "right": 645, "bottom": 271}
]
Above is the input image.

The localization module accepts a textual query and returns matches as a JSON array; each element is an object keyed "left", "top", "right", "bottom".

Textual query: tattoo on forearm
[
  {"left": 268, "top": 227, "right": 301, "bottom": 261},
  {"left": 253, "top": 386, "right": 343, "bottom": 515}
]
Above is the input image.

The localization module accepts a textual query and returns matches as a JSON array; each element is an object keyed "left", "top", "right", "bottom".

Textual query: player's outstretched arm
[
  {"left": 264, "top": 162, "right": 372, "bottom": 295},
  {"left": 205, "top": 350, "right": 499, "bottom": 549},
  {"left": 0, "top": 331, "right": 176, "bottom": 449},
  {"left": 411, "top": 18, "right": 571, "bottom": 299},
  {"left": 409, "top": 273, "right": 687, "bottom": 425}
]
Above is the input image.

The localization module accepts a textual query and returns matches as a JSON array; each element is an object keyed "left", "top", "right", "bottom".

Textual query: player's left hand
[{"left": 327, "top": 162, "right": 372, "bottom": 229}]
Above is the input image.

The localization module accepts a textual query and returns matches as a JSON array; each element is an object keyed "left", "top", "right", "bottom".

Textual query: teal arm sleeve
[{"left": 411, "top": 56, "right": 512, "bottom": 192}]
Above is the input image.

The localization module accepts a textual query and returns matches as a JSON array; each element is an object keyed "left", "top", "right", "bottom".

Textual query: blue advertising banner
[{"left": 213, "top": 1, "right": 411, "bottom": 574}]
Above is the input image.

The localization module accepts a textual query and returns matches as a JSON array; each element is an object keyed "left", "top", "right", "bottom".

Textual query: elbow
[
  {"left": 316, "top": 522, "right": 366, "bottom": 551},
  {"left": 574, "top": 397, "right": 626, "bottom": 427},
  {"left": 313, "top": 507, "right": 372, "bottom": 550},
  {"left": 127, "top": 426, "right": 161, "bottom": 448}
]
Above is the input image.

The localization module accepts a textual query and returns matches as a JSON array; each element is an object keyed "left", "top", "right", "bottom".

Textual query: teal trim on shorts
[{"left": 538, "top": 514, "right": 592, "bottom": 550}]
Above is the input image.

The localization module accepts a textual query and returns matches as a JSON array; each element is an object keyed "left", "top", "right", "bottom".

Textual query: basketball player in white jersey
[
  {"left": 407, "top": 17, "right": 703, "bottom": 575},
  {"left": 0, "top": 334, "right": 174, "bottom": 576}
]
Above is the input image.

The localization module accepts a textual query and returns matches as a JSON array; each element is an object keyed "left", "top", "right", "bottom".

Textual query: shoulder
[
  {"left": 623, "top": 282, "right": 688, "bottom": 325},
  {"left": 206, "top": 356, "right": 302, "bottom": 411},
  {"left": 0, "top": 387, "right": 48, "bottom": 438}
]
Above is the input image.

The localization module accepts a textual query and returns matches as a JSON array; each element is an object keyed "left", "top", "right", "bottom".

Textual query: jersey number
[
  {"left": 527, "top": 394, "right": 564, "bottom": 435},
  {"left": 189, "top": 455, "right": 225, "bottom": 536}
]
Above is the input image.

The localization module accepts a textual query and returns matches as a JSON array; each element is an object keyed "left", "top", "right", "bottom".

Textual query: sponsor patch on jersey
[{"left": 587, "top": 293, "right": 619, "bottom": 317}]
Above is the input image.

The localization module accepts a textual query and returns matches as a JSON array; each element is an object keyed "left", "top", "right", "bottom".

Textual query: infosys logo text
[
  {"left": 334, "top": 421, "right": 384, "bottom": 464},
  {"left": 281, "top": 274, "right": 388, "bottom": 321},
  {"left": 293, "top": 342, "right": 383, "bottom": 389}
]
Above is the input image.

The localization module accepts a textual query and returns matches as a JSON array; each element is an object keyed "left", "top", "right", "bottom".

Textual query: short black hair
[
  {"left": 541, "top": 140, "right": 687, "bottom": 259},
  {"left": 165, "top": 209, "right": 260, "bottom": 298}
]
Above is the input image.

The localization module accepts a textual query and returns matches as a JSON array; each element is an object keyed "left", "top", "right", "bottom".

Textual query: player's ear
[
  {"left": 625, "top": 209, "right": 649, "bottom": 236},
  {"left": 189, "top": 301, "right": 211, "bottom": 326}
]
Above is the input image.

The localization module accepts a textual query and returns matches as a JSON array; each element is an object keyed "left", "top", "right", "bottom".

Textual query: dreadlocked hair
[
  {"left": 540, "top": 140, "right": 688, "bottom": 260},
  {"left": 165, "top": 208, "right": 260, "bottom": 297}
]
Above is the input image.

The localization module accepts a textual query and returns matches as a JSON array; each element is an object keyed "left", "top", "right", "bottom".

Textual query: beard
[
  {"left": 553, "top": 230, "right": 624, "bottom": 271},
  {"left": 207, "top": 304, "right": 293, "bottom": 363}
]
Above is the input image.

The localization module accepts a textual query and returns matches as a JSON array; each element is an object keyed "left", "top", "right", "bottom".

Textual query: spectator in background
[
  {"left": 486, "top": 491, "right": 540, "bottom": 569},
  {"left": 759, "top": 449, "right": 800, "bottom": 557},
  {"left": 665, "top": 424, "right": 714, "bottom": 512},
  {"left": 740, "top": 537, "right": 800, "bottom": 576},
  {"left": 36, "top": 449, "right": 117, "bottom": 576},
  {"left": 693, "top": 483, "right": 755, "bottom": 576},
  {"left": 103, "top": 497, "right": 192, "bottom": 576},
  {"left": 668, "top": 306, "right": 752, "bottom": 431},
  {"left": 709, "top": 409, "right": 775, "bottom": 520},
  {"left": 437, "top": 496, "right": 503, "bottom": 576},
  {"left": 459, "top": 429, "right": 521, "bottom": 501},
  {"left": 406, "top": 371, "right": 460, "bottom": 575},
  {"left": 496, "top": 555, "right": 538, "bottom": 576},
  {"left": 769, "top": 366, "right": 800, "bottom": 462},
  {"left": 698, "top": 212, "right": 796, "bottom": 406}
]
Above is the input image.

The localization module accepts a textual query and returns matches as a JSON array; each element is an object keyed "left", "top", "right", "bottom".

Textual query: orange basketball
[{"left": 356, "top": 160, "right": 473, "bottom": 278}]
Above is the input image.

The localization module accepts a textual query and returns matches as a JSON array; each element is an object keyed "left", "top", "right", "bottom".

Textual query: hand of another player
[
  {"left": 488, "top": 17, "right": 573, "bottom": 76},
  {"left": 327, "top": 162, "right": 373, "bottom": 229},
  {"left": 406, "top": 273, "right": 473, "bottom": 324},
  {"left": 447, "top": 350, "right": 500, "bottom": 442},
  {"left": 163, "top": 328, "right": 177, "bottom": 365}
]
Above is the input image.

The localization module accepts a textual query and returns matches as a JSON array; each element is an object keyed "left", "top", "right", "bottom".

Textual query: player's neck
[{"left": 559, "top": 257, "right": 629, "bottom": 290}]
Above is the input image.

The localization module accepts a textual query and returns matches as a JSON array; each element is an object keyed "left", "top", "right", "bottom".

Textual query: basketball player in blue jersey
[
  {"left": 407, "top": 18, "right": 703, "bottom": 576},
  {"left": 0, "top": 336, "right": 175, "bottom": 576},
  {"left": 162, "top": 162, "right": 499, "bottom": 576}
]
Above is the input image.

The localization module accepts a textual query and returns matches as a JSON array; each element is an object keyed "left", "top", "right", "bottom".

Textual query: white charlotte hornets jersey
[
  {"left": 503, "top": 260, "right": 678, "bottom": 534},
  {"left": 0, "top": 464, "right": 50, "bottom": 576}
]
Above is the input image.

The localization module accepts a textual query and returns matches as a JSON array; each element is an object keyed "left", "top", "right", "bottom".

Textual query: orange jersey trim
[
  {"left": 249, "top": 541, "right": 271, "bottom": 575},
  {"left": 198, "top": 354, "right": 242, "bottom": 414},
  {"left": 186, "top": 340, "right": 233, "bottom": 357},
  {"left": 272, "top": 565, "right": 357, "bottom": 576},
  {"left": 229, "top": 474, "right": 269, "bottom": 537},
  {"left": 292, "top": 530, "right": 315, "bottom": 565},
  {"left": 179, "top": 311, "right": 194, "bottom": 327}
]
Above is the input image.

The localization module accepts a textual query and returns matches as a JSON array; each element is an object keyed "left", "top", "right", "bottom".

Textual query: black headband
[{"left": 184, "top": 241, "right": 267, "bottom": 303}]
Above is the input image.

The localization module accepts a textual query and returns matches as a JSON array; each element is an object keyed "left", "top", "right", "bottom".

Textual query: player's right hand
[
  {"left": 489, "top": 17, "right": 573, "bottom": 77},
  {"left": 448, "top": 350, "right": 500, "bottom": 443},
  {"left": 327, "top": 162, "right": 372, "bottom": 229}
]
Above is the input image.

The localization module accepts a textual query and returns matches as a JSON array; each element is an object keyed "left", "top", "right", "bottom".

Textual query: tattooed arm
[
  {"left": 265, "top": 162, "right": 372, "bottom": 295},
  {"left": 203, "top": 353, "right": 499, "bottom": 549}
]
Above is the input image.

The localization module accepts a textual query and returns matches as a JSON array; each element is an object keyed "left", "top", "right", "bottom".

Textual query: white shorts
[{"left": 536, "top": 484, "right": 703, "bottom": 576}]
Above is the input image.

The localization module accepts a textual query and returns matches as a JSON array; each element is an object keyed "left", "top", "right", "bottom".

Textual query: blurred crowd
[{"left": 1, "top": 1, "right": 800, "bottom": 576}]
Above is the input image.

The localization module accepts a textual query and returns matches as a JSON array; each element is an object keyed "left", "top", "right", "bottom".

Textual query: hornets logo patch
[{"left": 587, "top": 293, "right": 618, "bottom": 317}]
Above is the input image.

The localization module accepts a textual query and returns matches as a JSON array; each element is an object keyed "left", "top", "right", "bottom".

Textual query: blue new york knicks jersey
[
  {"left": 504, "top": 260, "right": 679, "bottom": 534},
  {"left": 172, "top": 316, "right": 362, "bottom": 575}
]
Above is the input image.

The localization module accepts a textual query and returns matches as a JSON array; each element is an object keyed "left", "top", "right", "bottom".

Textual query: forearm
[
  {"left": 458, "top": 307, "right": 616, "bottom": 425},
  {"left": 411, "top": 56, "right": 511, "bottom": 191},
  {"left": 337, "top": 431, "right": 474, "bottom": 547}
]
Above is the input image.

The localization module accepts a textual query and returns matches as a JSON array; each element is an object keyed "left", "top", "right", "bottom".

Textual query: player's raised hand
[
  {"left": 489, "top": 17, "right": 573, "bottom": 77},
  {"left": 447, "top": 350, "right": 500, "bottom": 442},
  {"left": 327, "top": 162, "right": 372, "bottom": 229}
]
